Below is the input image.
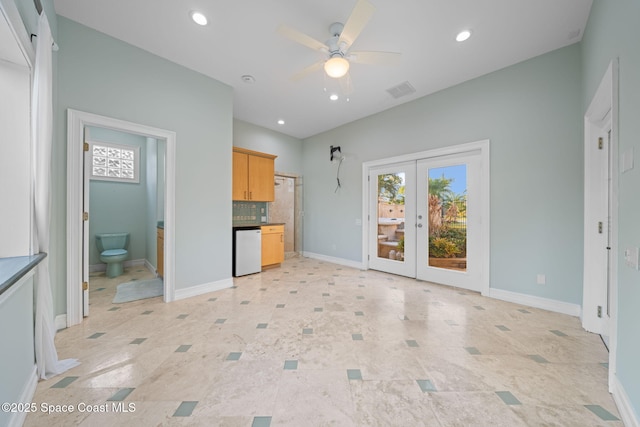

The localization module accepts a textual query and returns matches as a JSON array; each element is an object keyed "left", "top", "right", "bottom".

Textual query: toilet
[{"left": 96, "top": 232, "right": 130, "bottom": 278}]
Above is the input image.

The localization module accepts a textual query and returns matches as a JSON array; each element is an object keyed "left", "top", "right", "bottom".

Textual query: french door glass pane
[
  {"left": 377, "top": 172, "right": 405, "bottom": 262},
  {"left": 427, "top": 165, "right": 467, "bottom": 271}
]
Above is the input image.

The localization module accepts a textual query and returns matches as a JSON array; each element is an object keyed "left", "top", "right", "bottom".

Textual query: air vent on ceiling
[{"left": 386, "top": 81, "right": 416, "bottom": 99}]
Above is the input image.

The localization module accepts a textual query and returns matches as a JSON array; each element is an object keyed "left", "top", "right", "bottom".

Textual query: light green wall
[
  {"left": 582, "top": 0, "right": 640, "bottom": 416},
  {"left": 87, "top": 127, "right": 149, "bottom": 266},
  {"left": 303, "top": 44, "right": 584, "bottom": 304},
  {"left": 53, "top": 16, "right": 233, "bottom": 314},
  {"left": 233, "top": 119, "right": 304, "bottom": 175}
]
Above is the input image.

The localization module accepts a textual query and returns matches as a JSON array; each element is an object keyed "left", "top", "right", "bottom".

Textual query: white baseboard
[
  {"left": 612, "top": 374, "right": 639, "bottom": 427},
  {"left": 489, "top": 288, "right": 582, "bottom": 317},
  {"left": 90, "top": 259, "right": 152, "bottom": 273},
  {"left": 55, "top": 314, "right": 67, "bottom": 331},
  {"left": 8, "top": 365, "right": 37, "bottom": 427},
  {"left": 174, "top": 278, "right": 234, "bottom": 301},
  {"left": 302, "top": 251, "right": 364, "bottom": 270}
]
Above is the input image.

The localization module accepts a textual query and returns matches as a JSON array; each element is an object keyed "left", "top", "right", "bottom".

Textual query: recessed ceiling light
[
  {"left": 190, "top": 11, "right": 208, "bottom": 26},
  {"left": 456, "top": 30, "right": 471, "bottom": 42},
  {"left": 241, "top": 75, "right": 255, "bottom": 84},
  {"left": 277, "top": 119, "right": 285, "bottom": 125},
  {"left": 329, "top": 94, "right": 339, "bottom": 101}
]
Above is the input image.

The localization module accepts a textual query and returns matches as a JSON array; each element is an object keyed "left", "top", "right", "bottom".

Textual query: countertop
[
  {"left": 0, "top": 253, "right": 47, "bottom": 296},
  {"left": 233, "top": 223, "right": 285, "bottom": 229}
]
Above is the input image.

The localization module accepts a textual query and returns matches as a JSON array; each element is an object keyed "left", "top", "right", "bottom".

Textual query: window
[{"left": 89, "top": 141, "right": 140, "bottom": 183}]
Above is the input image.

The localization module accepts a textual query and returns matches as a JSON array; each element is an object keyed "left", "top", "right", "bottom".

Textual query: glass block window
[{"left": 89, "top": 141, "right": 140, "bottom": 183}]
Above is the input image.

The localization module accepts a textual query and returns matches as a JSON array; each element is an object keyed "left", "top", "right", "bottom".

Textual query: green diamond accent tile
[
  {"left": 130, "top": 338, "right": 147, "bottom": 345},
  {"left": 584, "top": 405, "right": 620, "bottom": 421},
  {"left": 528, "top": 354, "right": 549, "bottom": 363},
  {"left": 356, "top": 296, "right": 365, "bottom": 300},
  {"left": 416, "top": 379, "right": 437, "bottom": 392},
  {"left": 175, "top": 345, "right": 192, "bottom": 353},
  {"left": 328, "top": 282, "right": 335, "bottom": 285},
  {"left": 352, "top": 333, "right": 364, "bottom": 341},
  {"left": 445, "top": 320, "right": 458, "bottom": 326},
  {"left": 290, "top": 290, "right": 298, "bottom": 294},
  {"left": 257, "top": 323, "right": 268, "bottom": 329},
  {"left": 215, "top": 318, "right": 226, "bottom": 324},
  {"left": 550, "top": 330, "right": 568, "bottom": 337},
  {"left": 347, "top": 369, "right": 362, "bottom": 380},
  {"left": 423, "top": 289, "right": 431, "bottom": 293},
  {"left": 518, "top": 308, "right": 531, "bottom": 313},
  {"left": 496, "top": 391, "right": 521, "bottom": 405},
  {"left": 465, "top": 347, "right": 481, "bottom": 355},
  {"left": 276, "top": 304, "right": 285, "bottom": 308},
  {"left": 177, "top": 314, "right": 188, "bottom": 319},
  {"left": 95, "top": 287, "right": 105, "bottom": 291},
  {"left": 51, "top": 376, "right": 79, "bottom": 388},
  {"left": 355, "top": 311, "right": 364, "bottom": 316},
  {"left": 283, "top": 360, "right": 298, "bottom": 370},
  {"left": 107, "top": 388, "right": 135, "bottom": 401},
  {"left": 208, "top": 297, "right": 217, "bottom": 302},
  {"left": 495, "top": 325, "right": 511, "bottom": 331},
  {"left": 173, "top": 401, "right": 198, "bottom": 417},
  {"left": 406, "top": 340, "right": 419, "bottom": 347},
  {"left": 303, "top": 328, "right": 313, "bottom": 335},
  {"left": 600, "top": 362, "right": 609, "bottom": 369},
  {"left": 231, "top": 286, "right": 238, "bottom": 289},
  {"left": 322, "top": 293, "right": 330, "bottom": 296},
  {"left": 142, "top": 310, "right": 153, "bottom": 315},
  {"left": 474, "top": 306, "right": 485, "bottom": 310},
  {"left": 241, "top": 300, "right": 250, "bottom": 305},
  {"left": 88, "top": 332, "right": 105, "bottom": 339},
  {"left": 358, "top": 284, "right": 365, "bottom": 287},
  {"left": 260, "top": 288, "right": 267, "bottom": 291},
  {"left": 252, "top": 416, "right": 272, "bottom": 427},
  {"left": 226, "top": 352, "right": 242, "bottom": 361},
  {"left": 272, "top": 279, "right": 280, "bottom": 281},
  {"left": 314, "top": 307, "right": 323, "bottom": 312},
  {"left": 108, "top": 307, "right": 120, "bottom": 311}
]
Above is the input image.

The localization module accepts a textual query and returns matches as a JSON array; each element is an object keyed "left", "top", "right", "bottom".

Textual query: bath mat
[{"left": 113, "top": 278, "right": 163, "bottom": 303}]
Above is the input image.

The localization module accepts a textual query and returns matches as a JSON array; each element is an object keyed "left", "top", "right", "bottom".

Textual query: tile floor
[{"left": 25, "top": 257, "right": 622, "bottom": 426}]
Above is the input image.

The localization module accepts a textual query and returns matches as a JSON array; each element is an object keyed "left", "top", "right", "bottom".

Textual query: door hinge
[
  {"left": 82, "top": 281, "right": 88, "bottom": 291},
  {"left": 598, "top": 137, "right": 603, "bottom": 150},
  {"left": 83, "top": 212, "right": 89, "bottom": 221},
  {"left": 598, "top": 221, "right": 603, "bottom": 234},
  {"left": 83, "top": 142, "right": 89, "bottom": 152},
  {"left": 597, "top": 305, "right": 602, "bottom": 318}
]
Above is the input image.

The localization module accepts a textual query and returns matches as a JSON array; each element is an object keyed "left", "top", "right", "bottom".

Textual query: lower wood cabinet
[
  {"left": 157, "top": 227, "right": 164, "bottom": 277},
  {"left": 261, "top": 224, "right": 284, "bottom": 268}
]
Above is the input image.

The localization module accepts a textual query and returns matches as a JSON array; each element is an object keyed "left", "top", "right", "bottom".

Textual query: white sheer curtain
[{"left": 32, "top": 11, "right": 79, "bottom": 379}]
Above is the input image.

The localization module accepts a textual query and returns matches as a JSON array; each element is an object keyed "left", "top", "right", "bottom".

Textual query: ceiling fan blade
[
  {"left": 291, "top": 60, "right": 325, "bottom": 82},
  {"left": 338, "top": 0, "right": 376, "bottom": 48},
  {"left": 348, "top": 51, "right": 401, "bottom": 65},
  {"left": 277, "top": 24, "right": 328, "bottom": 52}
]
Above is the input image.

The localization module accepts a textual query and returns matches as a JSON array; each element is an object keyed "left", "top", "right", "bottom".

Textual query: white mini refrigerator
[{"left": 233, "top": 227, "right": 262, "bottom": 276}]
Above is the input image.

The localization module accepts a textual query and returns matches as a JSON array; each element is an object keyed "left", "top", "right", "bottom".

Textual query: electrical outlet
[
  {"left": 536, "top": 274, "right": 546, "bottom": 285},
  {"left": 624, "top": 247, "right": 640, "bottom": 270}
]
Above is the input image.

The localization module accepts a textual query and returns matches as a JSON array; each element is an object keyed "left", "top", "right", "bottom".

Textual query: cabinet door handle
[
  {"left": 280, "top": 234, "right": 283, "bottom": 242},
  {"left": 244, "top": 191, "right": 247, "bottom": 199},
  {"left": 249, "top": 191, "right": 252, "bottom": 200}
]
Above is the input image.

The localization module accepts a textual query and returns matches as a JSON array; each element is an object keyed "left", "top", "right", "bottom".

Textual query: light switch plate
[{"left": 624, "top": 247, "right": 640, "bottom": 270}]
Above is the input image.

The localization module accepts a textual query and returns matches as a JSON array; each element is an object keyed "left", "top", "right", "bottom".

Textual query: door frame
[
  {"left": 66, "top": 109, "right": 176, "bottom": 326},
  {"left": 362, "top": 139, "right": 490, "bottom": 296},
  {"left": 582, "top": 60, "right": 618, "bottom": 391}
]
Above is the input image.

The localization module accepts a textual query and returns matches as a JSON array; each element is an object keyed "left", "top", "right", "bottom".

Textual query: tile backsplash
[{"left": 233, "top": 201, "right": 268, "bottom": 224}]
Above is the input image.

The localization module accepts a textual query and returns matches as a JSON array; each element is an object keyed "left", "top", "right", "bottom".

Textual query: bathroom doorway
[
  {"left": 66, "top": 109, "right": 176, "bottom": 327},
  {"left": 85, "top": 126, "right": 165, "bottom": 311},
  {"left": 271, "top": 173, "right": 303, "bottom": 257}
]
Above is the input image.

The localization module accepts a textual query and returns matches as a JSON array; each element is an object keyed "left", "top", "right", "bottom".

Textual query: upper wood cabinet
[{"left": 233, "top": 147, "right": 277, "bottom": 201}]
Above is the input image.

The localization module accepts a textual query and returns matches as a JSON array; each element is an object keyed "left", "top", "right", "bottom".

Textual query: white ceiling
[{"left": 53, "top": 0, "right": 592, "bottom": 139}]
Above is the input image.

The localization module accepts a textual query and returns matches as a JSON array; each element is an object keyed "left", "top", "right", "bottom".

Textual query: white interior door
[
  {"left": 416, "top": 152, "right": 482, "bottom": 291},
  {"left": 82, "top": 127, "right": 90, "bottom": 316},
  {"left": 368, "top": 162, "right": 416, "bottom": 278}
]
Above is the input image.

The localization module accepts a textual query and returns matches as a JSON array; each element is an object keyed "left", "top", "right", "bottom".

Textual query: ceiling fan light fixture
[
  {"left": 324, "top": 56, "right": 350, "bottom": 78},
  {"left": 190, "top": 11, "right": 208, "bottom": 26}
]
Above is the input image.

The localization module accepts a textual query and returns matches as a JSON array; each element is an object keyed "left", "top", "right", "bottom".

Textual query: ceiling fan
[{"left": 277, "top": 0, "right": 401, "bottom": 82}]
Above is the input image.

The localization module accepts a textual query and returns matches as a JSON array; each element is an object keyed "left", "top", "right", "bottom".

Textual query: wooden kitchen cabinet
[
  {"left": 233, "top": 147, "right": 277, "bottom": 201},
  {"left": 261, "top": 224, "right": 285, "bottom": 268},
  {"left": 157, "top": 227, "right": 164, "bottom": 277}
]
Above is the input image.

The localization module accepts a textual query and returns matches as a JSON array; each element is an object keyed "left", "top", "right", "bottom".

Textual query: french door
[{"left": 368, "top": 150, "right": 483, "bottom": 292}]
